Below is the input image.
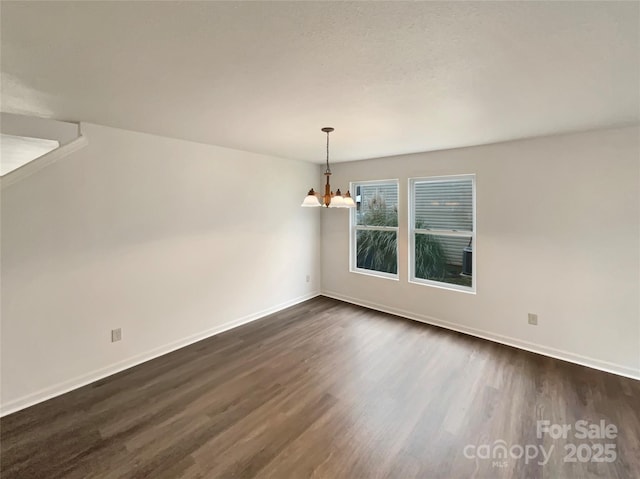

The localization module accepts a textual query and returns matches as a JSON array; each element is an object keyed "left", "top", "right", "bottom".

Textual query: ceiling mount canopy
[{"left": 301, "top": 127, "right": 355, "bottom": 208}]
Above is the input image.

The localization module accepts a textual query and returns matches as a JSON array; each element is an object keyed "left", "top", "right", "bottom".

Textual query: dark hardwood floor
[{"left": 1, "top": 296, "right": 639, "bottom": 478}]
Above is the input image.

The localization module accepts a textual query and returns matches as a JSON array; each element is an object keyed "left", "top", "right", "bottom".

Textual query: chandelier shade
[
  {"left": 301, "top": 127, "right": 355, "bottom": 209},
  {"left": 301, "top": 189, "right": 322, "bottom": 207},
  {"left": 329, "top": 192, "right": 345, "bottom": 208}
]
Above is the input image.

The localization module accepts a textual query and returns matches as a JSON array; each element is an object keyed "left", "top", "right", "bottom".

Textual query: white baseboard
[
  {"left": 322, "top": 290, "right": 640, "bottom": 381},
  {"left": 0, "top": 292, "right": 320, "bottom": 417}
]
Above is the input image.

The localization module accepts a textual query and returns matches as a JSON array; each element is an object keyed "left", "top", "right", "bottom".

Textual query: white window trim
[
  {"left": 408, "top": 174, "right": 476, "bottom": 294},
  {"left": 349, "top": 179, "right": 400, "bottom": 281}
]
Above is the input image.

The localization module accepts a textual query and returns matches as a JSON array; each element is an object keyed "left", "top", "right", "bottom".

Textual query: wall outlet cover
[{"left": 111, "top": 328, "right": 122, "bottom": 342}]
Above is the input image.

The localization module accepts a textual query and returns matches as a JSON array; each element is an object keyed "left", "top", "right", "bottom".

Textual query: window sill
[
  {"left": 408, "top": 277, "right": 476, "bottom": 294},
  {"left": 350, "top": 268, "right": 399, "bottom": 281}
]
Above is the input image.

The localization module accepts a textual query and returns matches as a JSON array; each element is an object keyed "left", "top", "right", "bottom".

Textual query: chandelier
[{"left": 301, "top": 127, "right": 355, "bottom": 208}]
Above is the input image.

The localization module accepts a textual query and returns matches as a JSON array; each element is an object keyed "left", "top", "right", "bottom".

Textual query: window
[
  {"left": 409, "top": 175, "right": 475, "bottom": 292},
  {"left": 350, "top": 180, "right": 399, "bottom": 279}
]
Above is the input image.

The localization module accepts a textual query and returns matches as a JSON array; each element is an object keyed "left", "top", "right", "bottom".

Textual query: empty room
[{"left": 1, "top": 1, "right": 639, "bottom": 478}]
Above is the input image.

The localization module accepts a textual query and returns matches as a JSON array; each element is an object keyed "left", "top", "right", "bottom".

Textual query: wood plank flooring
[{"left": 1, "top": 296, "right": 639, "bottom": 478}]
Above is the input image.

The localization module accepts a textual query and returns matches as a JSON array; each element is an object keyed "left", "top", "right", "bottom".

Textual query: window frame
[
  {"left": 349, "top": 179, "right": 400, "bottom": 281},
  {"left": 408, "top": 174, "right": 476, "bottom": 294}
]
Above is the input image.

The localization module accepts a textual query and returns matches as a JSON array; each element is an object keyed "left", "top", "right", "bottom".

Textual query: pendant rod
[{"left": 322, "top": 127, "right": 334, "bottom": 175}]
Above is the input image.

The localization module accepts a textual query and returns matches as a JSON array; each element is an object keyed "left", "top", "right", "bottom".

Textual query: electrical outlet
[
  {"left": 306, "top": 275, "right": 311, "bottom": 283},
  {"left": 528, "top": 313, "right": 538, "bottom": 326},
  {"left": 111, "top": 328, "right": 122, "bottom": 342}
]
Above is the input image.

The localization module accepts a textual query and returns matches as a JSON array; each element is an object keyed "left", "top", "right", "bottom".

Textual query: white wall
[
  {"left": 322, "top": 126, "right": 640, "bottom": 378},
  {"left": 0, "top": 123, "right": 321, "bottom": 414}
]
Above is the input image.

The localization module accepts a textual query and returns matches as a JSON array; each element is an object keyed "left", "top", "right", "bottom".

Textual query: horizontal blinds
[
  {"left": 414, "top": 179, "right": 473, "bottom": 231},
  {"left": 356, "top": 183, "right": 398, "bottom": 226}
]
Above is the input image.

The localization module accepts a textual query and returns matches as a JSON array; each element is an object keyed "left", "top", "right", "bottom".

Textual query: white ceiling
[{"left": 1, "top": 1, "right": 638, "bottom": 163}]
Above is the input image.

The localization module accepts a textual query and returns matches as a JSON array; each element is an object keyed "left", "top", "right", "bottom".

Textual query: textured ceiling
[{"left": 1, "top": 1, "right": 638, "bottom": 163}]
